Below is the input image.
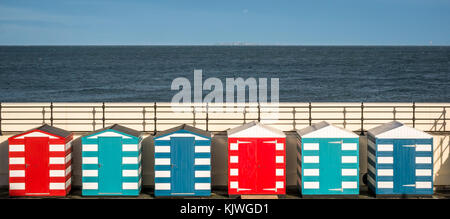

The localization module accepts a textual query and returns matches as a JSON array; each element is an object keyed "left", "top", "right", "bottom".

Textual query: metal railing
[{"left": 0, "top": 102, "right": 448, "bottom": 135}]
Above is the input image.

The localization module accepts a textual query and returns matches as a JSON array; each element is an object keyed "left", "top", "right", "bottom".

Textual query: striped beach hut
[
  {"left": 8, "top": 124, "right": 73, "bottom": 196},
  {"left": 153, "top": 124, "right": 212, "bottom": 196},
  {"left": 367, "top": 121, "right": 433, "bottom": 195},
  {"left": 296, "top": 121, "right": 359, "bottom": 195},
  {"left": 227, "top": 121, "right": 286, "bottom": 195},
  {"left": 81, "top": 124, "right": 142, "bottom": 196}
]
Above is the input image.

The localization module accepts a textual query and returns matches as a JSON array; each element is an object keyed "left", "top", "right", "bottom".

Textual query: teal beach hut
[
  {"left": 153, "top": 124, "right": 212, "bottom": 197},
  {"left": 81, "top": 124, "right": 142, "bottom": 196},
  {"left": 296, "top": 121, "right": 360, "bottom": 196}
]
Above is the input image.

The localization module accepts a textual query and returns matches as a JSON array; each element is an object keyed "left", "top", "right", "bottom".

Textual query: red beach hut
[
  {"left": 8, "top": 124, "right": 73, "bottom": 196},
  {"left": 227, "top": 121, "right": 286, "bottom": 195}
]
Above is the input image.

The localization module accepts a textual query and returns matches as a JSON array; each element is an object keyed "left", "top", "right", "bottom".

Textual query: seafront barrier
[{"left": 0, "top": 102, "right": 449, "bottom": 189}]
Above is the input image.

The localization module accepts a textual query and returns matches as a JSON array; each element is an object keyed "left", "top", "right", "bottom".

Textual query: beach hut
[
  {"left": 227, "top": 121, "right": 286, "bottom": 195},
  {"left": 296, "top": 121, "right": 360, "bottom": 196},
  {"left": 8, "top": 124, "right": 73, "bottom": 196},
  {"left": 81, "top": 124, "right": 142, "bottom": 196},
  {"left": 367, "top": 121, "right": 433, "bottom": 195},
  {"left": 153, "top": 124, "right": 212, "bottom": 196}
]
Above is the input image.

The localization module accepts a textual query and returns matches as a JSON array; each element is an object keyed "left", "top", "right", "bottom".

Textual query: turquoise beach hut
[
  {"left": 153, "top": 124, "right": 212, "bottom": 197},
  {"left": 296, "top": 121, "right": 360, "bottom": 196},
  {"left": 81, "top": 124, "right": 142, "bottom": 196}
]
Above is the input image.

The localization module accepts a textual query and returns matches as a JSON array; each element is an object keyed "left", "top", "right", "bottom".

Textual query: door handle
[
  {"left": 329, "top": 188, "right": 343, "bottom": 192},
  {"left": 98, "top": 164, "right": 101, "bottom": 168},
  {"left": 402, "top": 145, "right": 416, "bottom": 148}
]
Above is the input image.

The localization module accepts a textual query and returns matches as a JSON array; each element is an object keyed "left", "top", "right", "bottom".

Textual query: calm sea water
[{"left": 0, "top": 46, "right": 449, "bottom": 102}]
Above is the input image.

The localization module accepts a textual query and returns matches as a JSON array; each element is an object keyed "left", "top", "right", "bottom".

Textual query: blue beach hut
[
  {"left": 296, "top": 121, "right": 360, "bottom": 195},
  {"left": 81, "top": 124, "right": 142, "bottom": 196},
  {"left": 367, "top": 121, "right": 433, "bottom": 195},
  {"left": 153, "top": 124, "right": 212, "bottom": 196}
]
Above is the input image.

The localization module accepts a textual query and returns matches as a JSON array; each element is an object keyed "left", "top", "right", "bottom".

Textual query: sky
[{"left": 0, "top": 0, "right": 449, "bottom": 45}]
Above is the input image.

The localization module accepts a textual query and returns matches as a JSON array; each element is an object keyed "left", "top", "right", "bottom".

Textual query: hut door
[
  {"left": 258, "top": 140, "right": 276, "bottom": 193},
  {"left": 25, "top": 137, "right": 50, "bottom": 194},
  {"left": 320, "top": 140, "right": 342, "bottom": 193},
  {"left": 171, "top": 137, "right": 195, "bottom": 195},
  {"left": 394, "top": 140, "right": 416, "bottom": 194},
  {"left": 98, "top": 137, "right": 123, "bottom": 194},
  {"left": 238, "top": 140, "right": 257, "bottom": 192}
]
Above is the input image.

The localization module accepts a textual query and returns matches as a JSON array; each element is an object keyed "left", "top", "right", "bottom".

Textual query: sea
[{"left": 0, "top": 46, "right": 449, "bottom": 102}]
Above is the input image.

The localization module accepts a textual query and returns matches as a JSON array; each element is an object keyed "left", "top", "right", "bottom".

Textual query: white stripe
[
  {"left": 367, "top": 175, "right": 375, "bottom": 186},
  {"left": 367, "top": 163, "right": 375, "bottom": 174},
  {"left": 195, "top": 158, "right": 210, "bottom": 165},
  {"left": 342, "top": 181, "right": 358, "bottom": 189},
  {"left": 195, "top": 146, "right": 210, "bottom": 153},
  {"left": 416, "top": 157, "right": 432, "bottom": 164},
  {"left": 50, "top": 183, "right": 65, "bottom": 190},
  {"left": 303, "top": 169, "right": 320, "bottom": 176},
  {"left": 415, "top": 144, "right": 432, "bottom": 152},
  {"left": 9, "top": 170, "right": 25, "bottom": 177},
  {"left": 82, "top": 144, "right": 98, "bottom": 151},
  {"left": 155, "top": 146, "right": 170, "bottom": 153},
  {"left": 155, "top": 170, "right": 171, "bottom": 177},
  {"left": 123, "top": 182, "right": 139, "bottom": 190},
  {"left": 157, "top": 133, "right": 209, "bottom": 140},
  {"left": 230, "top": 168, "right": 239, "bottom": 176},
  {"left": 342, "top": 169, "right": 357, "bottom": 176},
  {"left": 276, "top": 156, "right": 284, "bottom": 163},
  {"left": 9, "top": 157, "right": 25, "bottom": 164},
  {"left": 66, "top": 177, "right": 72, "bottom": 188},
  {"left": 276, "top": 168, "right": 284, "bottom": 176},
  {"left": 416, "top": 169, "right": 432, "bottom": 176},
  {"left": 82, "top": 157, "right": 98, "bottom": 164},
  {"left": 66, "top": 165, "right": 72, "bottom": 175},
  {"left": 195, "top": 170, "right": 211, "bottom": 178},
  {"left": 276, "top": 143, "right": 284, "bottom": 150},
  {"left": 378, "top": 157, "right": 393, "bottom": 164},
  {"left": 378, "top": 169, "right": 393, "bottom": 176},
  {"left": 230, "top": 143, "right": 238, "bottom": 150},
  {"left": 416, "top": 181, "right": 432, "bottom": 189},
  {"left": 9, "top": 145, "right": 24, "bottom": 152},
  {"left": 87, "top": 131, "right": 131, "bottom": 139},
  {"left": 342, "top": 156, "right": 357, "bottom": 163},
  {"left": 155, "top": 158, "right": 170, "bottom": 165},
  {"left": 342, "top": 143, "right": 357, "bottom": 151},
  {"left": 49, "top": 144, "right": 65, "bottom": 152},
  {"left": 367, "top": 140, "right": 376, "bottom": 150},
  {"left": 15, "top": 131, "right": 58, "bottom": 139},
  {"left": 50, "top": 170, "right": 65, "bottom": 177},
  {"left": 82, "top": 170, "right": 98, "bottom": 177},
  {"left": 65, "top": 141, "right": 72, "bottom": 151},
  {"left": 122, "top": 170, "right": 139, "bottom": 177},
  {"left": 123, "top": 144, "right": 138, "bottom": 151},
  {"left": 368, "top": 153, "right": 375, "bottom": 162},
  {"left": 65, "top": 153, "right": 72, "bottom": 163},
  {"left": 303, "top": 143, "right": 319, "bottom": 150},
  {"left": 122, "top": 157, "right": 138, "bottom": 164},
  {"left": 155, "top": 183, "right": 171, "bottom": 190},
  {"left": 303, "top": 182, "right": 319, "bottom": 189},
  {"left": 50, "top": 157, "right": 65, "bottom": 164},
  {"left": 230, "top": 181, "right": 238, "bottom": 189},
  {"left": 83, "top": 182, "right": 98, "bottom": 190},
  {"left": 377, "top": 181, "right": 393, "bottom": 189},
  {"left": 195, "top": 183, "right": 210, "bottom": 190},
  {"left": 303, "top": 156, "right": 319, "bottom": 163},
  {"left": 377, "top": 144, "right": 393, "bottom": 151},
  {"left": 276, "top": 181, "right": 284, "bottom": 189},
  {"left": 9, "top": 183, "right": 25, "bottom": 190},
  {"left": 230, "top": 156, "right": 239, "bottom": 163}
]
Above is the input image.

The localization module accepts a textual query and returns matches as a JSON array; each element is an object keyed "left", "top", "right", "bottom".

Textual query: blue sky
[{"left": 0, "top": 0, "right": 449, "bottom": 45}]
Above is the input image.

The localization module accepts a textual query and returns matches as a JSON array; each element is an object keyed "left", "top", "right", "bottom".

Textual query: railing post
[
  {"left": 142, "top": 107, "right": 146, "bottom": 132},
  {"left": 50, "top": 102, "right": 54, "bottom": 126},
  {"left": 257, "top": 102, "right": 261, "bottom": 122},
  {"left": 92, "top": 107, "right": 96, "bottom": 131},
  {"left": 444, "top": 107, "right": 447, "bottom": 132},
  {"left": 206, "top": 103, "right": 209, "bottom": 131},
  {"left": 360, "top": 102, "right": 364, "bottom": 135},
  {"left": 192, "top": 106, "right": 196, "bottom": 127},
  {"left": 153, "top": 102, "right": 157, "bottom": 135},
  {"left": 42, "top": 107, "right": 46, "bottom": 124},
  {"left": 412, "top": 102, "right": 416, "bottom": 128},
  {"left": 293, "top": 107, "right": 296, "bottom": 130},
  {"left": 393, "top": 107, "right": 396, "bottom": 121},
  {"left": 102, "top": 102, "right": 105, "bottom": 128},
  {"left": 343, "top": 107, "right": 347, "bottom": 128},
  {"left": 243, "top": 106, "right": 246, "bottom": 124},
  {"left": 0, "top": 102, "right": 2, "bottom": 135},
  {"left": 309, "top": 102, "right": 312, "bottom": 126}
]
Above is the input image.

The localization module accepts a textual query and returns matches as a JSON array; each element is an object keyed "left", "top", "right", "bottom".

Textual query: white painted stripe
[
  {"left": 82, "top": 144, "right": 98, "bottom": 152},
  {"left": 342, "top": 143, "right": 357, "bottom": 151},
  {"left": 195, "top": 146, "right": 210, "bottom": 153},
  {"left": 157, "top": 133, "right": 209, "bottom": 141},
  {"left": 276, "top": 181, "right": 284, "bottom": 189},
  {"left": 65, "top": 153, "right": 72, "bottom": 163},
  {"left": 342, "top": 169, "right": 358, "bottom": 176},
  {"left": 50, "top": 183, "right": 65, "bottom": 190},
  {"left": 9, "top": 157, "right": 25, "bottom": 164},
  {"left": 49, "top": 144, "right": 65, "bottom": 152},
  {"left": 122, "top": 157, "right": 138, "bottom": 164},
  {"left": 303, "top": 169, "right": 320, "bottom": 176},
  {"left": 342, "top": 156, "right": 357, "bottom": 163},
  {"left": 50, "top": 157, "right": 65, "bottom": 164},
  {"left": 82, "top": 157, "right": 98, "bottom": 164},
  {"left": 230, "top": 156, "right": 239, "bottom": 163},
  {"left": 276, "top": 143, "right": 284, "bottom": 150},
  {"left": 230, "top": 168, "right": 238, "bottom": 176},
  {"left": 230, "top": 143, "right": 238, "bottom": 150},
  {"left": 378, "top": 157, "right": 393, "bottom": 164},
  {"left": 416, "top": 144, "right": 432, "bottom": 152},
  {"left": 87, "top": 131, "right": 131, "bottom": 139},
  {"left": 276, "top": 156, "right": 284, "bottom": 163},
  {"left": 416, "top": 169, "right": 432, "bottom": 176},
  {"left": 303, "top": 182, "right": 319, "bottom": 189},
  {"left": 230, "top": 181, "right": 238, "bottom": 189},
  {"left": 66, "top": 177, "right": 72, "bottom": 188},
  {"left": 123, "top": 182, "right": 139, "bottom": 190},
  {"left": 155, "top": 158, "right": 170, "bottom": 165},
  {"left": 9, "top": 170, "right": 25, "bottom": 177},
  {"left": 122, "top": 170, "right": 139, "bottom": 177},
  {"left": 368, "top": 153, "right": 375, "bottom": 162},
  {"left": 9, "top": 145, "right": 24, "bottom": 152},
  {"left": 9, "top": 183, "right": 25, "bottom": 190},
  {"left": 303, "top": 143, "right": 319, "bottom": 150},
  {"left": 155, "top": 183, "right": 171, "bottom": 190},
  {"left": 416, "top": 157, "right": 432, "bottom": 164},
  {"left": 65, "top": 141, "right": 72, "bottom": 151},
  {"left": 195, "top": 170, "right": 211, "bottom": 178},
  {"left": 378, "top": 169, "right": 394, "bottom": 176},
  {"left": 15, "top": 131, "right": 58, "bottom": 139},
  {"left": 367, "top": 140, "right": 376, "bottom": 150},
  {"left": 50, "top": 170, "right": 65, "bottom": 177},
  {"left": 123, "top": 144, "right": 138, "bottom": 151},
  {"left": 276, "top": 169, "right": 284, "bottom": 176},
  {"left": 342, "top": 181, "right": 358, "bottom": 189},
  {"left": 82, "top": 170, "right": 98, "bottom": 177},
  {"left": 367, "top": 175, "right": 375, "bottom": 186},
  {"left": 155, "top": 146, "right": 170, "bottom": 153},
  {"left": 416, "top": 181, "right": 432, "bottom": 189},
  {"left": 195, "top": 183, "right": 210, "bottom": 190},
  {"left": 378, "top": 144, "right": 393, "bottom": 151},
  {"left": 155, "top": 170, "right": 171, "bottom": 177},
  {"left": 195, "top": 158, "right": 210, "bottom": 165},
  {"left": 66, "top": 166, "right": 72, "bottom": 175},
  {"left": 303, "top": 156, "right": 319, "bottom": 163},
  {"left": 367, "top": 163, "right": 375, "bottom": 174},
  {"left": 83, "top": 182, "right": 98, "bottom": 190},
  {"left": 377, "top": 181, "right": 393, "bottom": 189}
]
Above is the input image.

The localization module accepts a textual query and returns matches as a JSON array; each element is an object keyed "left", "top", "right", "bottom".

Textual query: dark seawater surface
[{"left": 0, "top": 46, "right": 449, "bottom": 102}]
